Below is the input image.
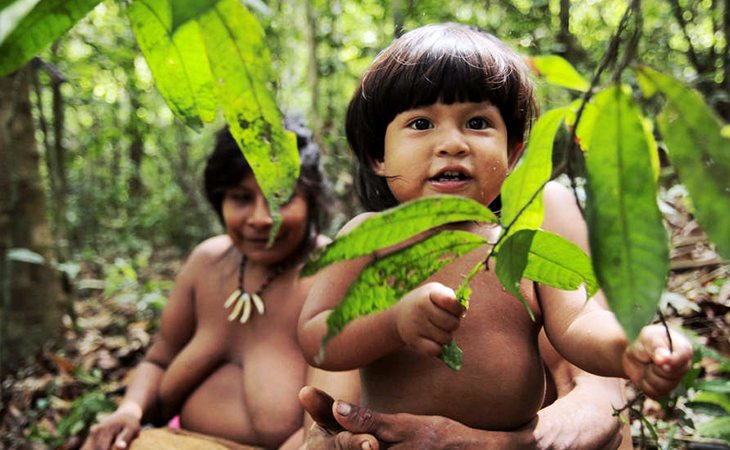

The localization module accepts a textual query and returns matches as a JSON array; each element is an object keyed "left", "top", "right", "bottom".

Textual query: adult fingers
[
  {"left": 299, "top": 386, "right": 342, "bottom": 430},
  {"left": 82, "top": 424, "right": 115, "bottom": 450},
  {"left": 334, "top": 431, "right": 379, "bottom": 450}
]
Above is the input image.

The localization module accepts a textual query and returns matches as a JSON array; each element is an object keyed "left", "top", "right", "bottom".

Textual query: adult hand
[
  {"left": 81, "top": 410, "right": 141, "bottom": 450},
  {"left": 300, "top": 386, "right": 487, "bottom": 450}
]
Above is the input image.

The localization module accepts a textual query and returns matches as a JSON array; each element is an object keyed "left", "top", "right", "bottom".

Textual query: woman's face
[{"left": 222, "top": 172, "right": 309, "bottom": 265}]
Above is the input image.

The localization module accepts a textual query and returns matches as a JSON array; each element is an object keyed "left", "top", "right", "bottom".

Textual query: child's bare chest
[{"left": 361, "top": 249, "right": 547, "bottom": 430}]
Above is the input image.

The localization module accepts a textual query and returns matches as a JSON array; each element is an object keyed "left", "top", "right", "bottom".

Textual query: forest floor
[{"left": 1, "top": 187, "right": 729, "bottom": 449}]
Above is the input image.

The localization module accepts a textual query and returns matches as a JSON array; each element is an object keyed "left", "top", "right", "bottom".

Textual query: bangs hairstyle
[
  {"left": 204, "top": 117, "right": 329, "bottom": 239},
  {"left": 346, "top": 22, "right": 538, "bottom": 211}
]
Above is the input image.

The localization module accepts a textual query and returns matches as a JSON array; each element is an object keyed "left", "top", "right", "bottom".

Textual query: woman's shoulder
[{"left": 187, "top": 234, "right": 234, "bottom": 264}]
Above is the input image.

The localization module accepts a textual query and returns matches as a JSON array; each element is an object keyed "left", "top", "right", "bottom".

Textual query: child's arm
[
  {"left": 538, "top": 182, "right": 692, "bottom": 398},
  {"left": 298, "top": 214, "right": 465, "bottom": 370}
]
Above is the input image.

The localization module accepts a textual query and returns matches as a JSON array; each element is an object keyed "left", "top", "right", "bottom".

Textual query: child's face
[
  {"left": 222, "top": 173, "right": 309, "bottom": 265},
  {"left": 375, "top": 101, "right": 511, "bottom": 206}
]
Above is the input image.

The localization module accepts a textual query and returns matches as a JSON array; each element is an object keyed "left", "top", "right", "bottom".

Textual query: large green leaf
[
  {"left": 567, "top": 98, "right": 660, "bottom": 179},
  {"left": 531, "top": 55, "right": 590, "bottom": 92},
  {"left": 0, "top": 0, "right": 102, "bottom": 76},
  {"left": 303, "top": 196, "right": 498, "bottom": 276},
  {"left": 198, "top": 0, "right": 299, "bottom": 239},
  {"left": 637, "top": 67, "right": 730, "bottom": 259},
  {"left": 583, "top": 86, "right": 669, "bottom": 341},
  {"left": 127, "top": 0, "right": 218, "bottom": 131},
  {"left": 501, "top": 107, "right": 567, "bottom": 233},
  {"left": 523, "top": 230, "right": 598, "bottom": 297},
  {"left": 171, "top": 0, "right": 215, "bottom": 32},
  {"left": 323, "top": 230, "right": 487, "bottom": 347},
  {"left": 495, "top": 229, "right": 536, "bottom": 320}
]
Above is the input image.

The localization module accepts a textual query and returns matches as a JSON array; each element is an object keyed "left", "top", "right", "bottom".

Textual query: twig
[{"left": 657, "top": 308, "right": 674, "bottom": 353}]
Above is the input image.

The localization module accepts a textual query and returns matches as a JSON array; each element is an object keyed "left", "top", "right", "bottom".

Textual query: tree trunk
[
  {"left": 304, "top": 0, "right": 322, "bottom": 143},
  {"left": 0, "top": 65, "right": 66, "bottom": 377}
]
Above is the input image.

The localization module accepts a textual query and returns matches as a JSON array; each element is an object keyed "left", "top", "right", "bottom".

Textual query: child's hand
[
  {"left": 393, "top": 282, "right": 465, "bottom": 357},
  {"left": 622, "top": 324, "right": 693, "bottom": 399}
]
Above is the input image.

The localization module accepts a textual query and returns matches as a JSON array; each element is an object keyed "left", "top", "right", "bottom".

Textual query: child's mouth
[{"left": 430, "top": 170, "right": 471, "bottom": 182}]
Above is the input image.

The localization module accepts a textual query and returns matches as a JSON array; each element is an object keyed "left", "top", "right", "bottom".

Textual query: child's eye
[
  {"left": 226, "top": 191, "right": 253, "bottom": 204},
  {"left": 467, "top": 118, "right": 490, "bottom": 129},
  {"left": 407, "top": 118, "right": 433, "bottom": 130}
]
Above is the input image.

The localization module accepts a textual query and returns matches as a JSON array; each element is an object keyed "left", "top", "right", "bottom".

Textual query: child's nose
[
  {"left": 435, "top": 129, "right": 469, "bottom": 157},
  {"left": 248, "top": 196, "right": 274, "bottom": 227}
]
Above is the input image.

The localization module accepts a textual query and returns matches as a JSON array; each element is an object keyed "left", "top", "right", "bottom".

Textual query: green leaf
[
  {"left": 495, "top": 229, "right": 536, "bottom": 321},
  {"left": 303, "top": 196, "right": 497, "bottom": 276},
  {"left": 523, "top": 230, "right": 598, "bottom": 298},
  {"left": 697, "top": 416, "right": 730, "bottom": 441},
  {"left": 0, "top": 0, "right": 102, "bottom": 76},
  {"left": 170, "top": 0, "right": 215, "bottom": 32},
  {"left": 637, "top": 66, "right": 730, "bottom": 259},
  {"left": 127, "top": 0, "right": 218, "bottom": 131},
  {"left": 198, "top": 0, "right": 299, "bottom": 240},
  {"left": 695, "top": 379, "right": 730, "bottom": 395},
  {"left": 693, "top": 390, "right": 730, "bottom": 414},
  {"left": 583, "top": 86, "right": 669, "bottom": 342},
  {"left": 323, "top": 230, "right": 487, "bottom": 347},
  {"left": 531, "top": 55, "right": 590, "bottom": 92},
  {"left": 438, "top": 339, "right": 463, "bottom": 371},
  {"left": 501, "top": 107, "right": 567, "bottom": 234},
  {"left": 438, "top": 260, "right": 484, "bottom": 371}
]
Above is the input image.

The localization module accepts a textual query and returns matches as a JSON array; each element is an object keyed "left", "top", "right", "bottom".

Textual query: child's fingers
[
  {"left": 637, "top": 362, "right": 685, "bottom": 399},
  {"left": 409, "top": 336, "right": 445, "bottom": 357},
  {"left": 426, "top": 283, "right": 463, "bottom": 317},
  {"left": 426, "top": 305, "right": 461, "bottom": 333}
]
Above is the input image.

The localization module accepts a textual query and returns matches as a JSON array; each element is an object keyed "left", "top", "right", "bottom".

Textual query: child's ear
[
  {"left": 508, "top": 141, "right": 525, "bottom": 170},
  {"left": 371, "top": 159, "right": 386, "bottom": 176}
]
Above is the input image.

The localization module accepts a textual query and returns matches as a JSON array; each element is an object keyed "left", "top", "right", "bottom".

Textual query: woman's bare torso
[
  {"left": 154, "top": 236, "right": 309, "bottom": 448},
  {"left": 360, "top": 243, "right": 546, "bottom": 431}
]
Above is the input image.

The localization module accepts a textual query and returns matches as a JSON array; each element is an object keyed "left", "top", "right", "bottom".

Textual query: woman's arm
[{"left": 82, "top": 239, "right": 209, "bottom": 449}]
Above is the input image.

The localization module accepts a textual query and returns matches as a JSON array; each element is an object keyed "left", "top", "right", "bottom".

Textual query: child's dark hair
[
  {"left": 204, "top": 116, "right": 328, "bottom": 239},
  {"left": 346, "top": 23, "right": 538, "bottom": 211}
]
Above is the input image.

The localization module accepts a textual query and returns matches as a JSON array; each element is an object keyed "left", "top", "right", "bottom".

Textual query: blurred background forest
[{"left": 1, "top": 0, "right": 729, "bottom": 448}]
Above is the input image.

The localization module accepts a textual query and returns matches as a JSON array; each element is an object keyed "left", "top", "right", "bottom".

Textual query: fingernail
[
  {"left": 361, "top": 442, "right": 372, "bottom": 450},
  {"left": 336, "top": 401, "right": 351, "bottom": 416}
]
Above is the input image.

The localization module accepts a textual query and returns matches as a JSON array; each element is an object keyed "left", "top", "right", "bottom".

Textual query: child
[
  {"left": 83, "top": 118, "right": 329, "bottom": 449},
  {"left": 298, "top": 23, "right": 692, "bottom": 432}
]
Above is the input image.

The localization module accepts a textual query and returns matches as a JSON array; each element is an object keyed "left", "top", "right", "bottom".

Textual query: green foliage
[
  {"left": 0, "top": 0, "right": 102, "bottom": 76},
  {"left": 321, "top": 230, "right": 486, "bottom": 352},
  {"left": 501, "top": 107, "right": 567, "bottom": 234},
  {"left": 127, "top": 0, "right": 299, "bottom": 237},
  {"left": 303, "top": 196, "right": 498, "bottom": 276},
  {"left": 170, "top": 0, "right": 215, "bottom": 32},
  {"left": 637, "top": 66, "right": 730, "bottom": 260},
  {"left": 583, "top": 86, "right": 669, "bottom": 342},
  {"left": 495, "top": 229, "right": 537, "bottom": 320},
  {"left": 522, "top": 229, "right": 598, "bottom": 297},
  {"left": 198, "top": 0, "right": 299, "bottom": 239},
  {"left": 530, "top": 55, "right": 590, "bottom": 92},
  {"left": 127, "top": 0, "right": 217, "bottom": 130}
]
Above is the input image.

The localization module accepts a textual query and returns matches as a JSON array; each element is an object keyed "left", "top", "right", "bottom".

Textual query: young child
[
  {"left": 83, "top": 118, "right": 329, "bottom": 450},
  {"left": 298, "top": 23, "right": 693, "bottom": 432}
]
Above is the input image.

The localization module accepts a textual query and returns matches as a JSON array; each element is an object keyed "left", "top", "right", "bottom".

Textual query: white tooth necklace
[{"left": 224, "top": 254, "right": 284, "bottom": 323}]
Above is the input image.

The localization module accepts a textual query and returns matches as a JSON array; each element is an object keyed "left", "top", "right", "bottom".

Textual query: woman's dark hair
[
  {"left": 346, "top": 23, "right": 538, "bottom": 211},
  {"left": 203, "top": 116, "right": 328, "bottom": 240}
]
